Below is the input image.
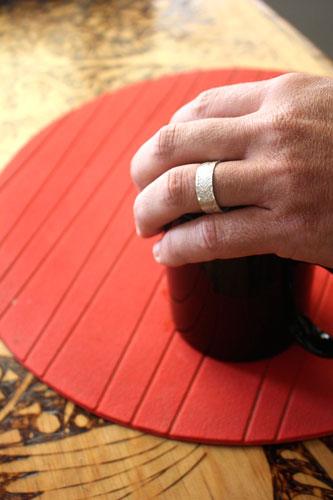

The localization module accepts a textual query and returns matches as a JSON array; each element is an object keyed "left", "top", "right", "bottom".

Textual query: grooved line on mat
[
  {"left": 38, "top": 229, "right": 135, "bottom": 374},
  {"left": 0, "top": 96, "right": 106, "bottom": 250},
  {"left": 314, "top": 272, "right": 331, "bottom": 323},
  {"left": 128, "top": 330, "right": 180, "bottom": 426},
  {"left": 129, "top": 334, "right": 205, "bottom": 432},
  {"left": 23, "top": 186, "right": 135, "bottom": 365},
  {"left": 0, "top": 72, "right": 196, "bottom": 319},
  {"left": 93, "top": 271, "right": 166, "bottom": 410},
  {"left": 274, "top": 351, "right": 306, "bottom": 440},
  {"left": 274, "top": 271, "right": 331, "bottom": 439},
  {"left": 126, "top": 328, "right": 176, "bottom": 425},
  {"left": 242, "top": 358, "right": 271, "bottom": 441},
  {"left": 0, "top": 84, "right": 146, "bottom": 284},
  {"left": 0, "top": 82, "right": 168, "bottom": 317},
  {"left": 167, "top": 355, "right": 206, "bottom": 434},
  {"left": 0, "top": 114, "right": 66, "bottom": 193}
]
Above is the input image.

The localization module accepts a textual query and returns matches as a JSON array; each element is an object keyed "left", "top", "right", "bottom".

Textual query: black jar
[{"left": 166, "top": 254, "right": 294, "bottom": 362}]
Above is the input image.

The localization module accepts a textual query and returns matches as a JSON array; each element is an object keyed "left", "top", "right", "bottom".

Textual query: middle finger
[{"left": 131, "top": 116, "right": 255, "bottom": 191}]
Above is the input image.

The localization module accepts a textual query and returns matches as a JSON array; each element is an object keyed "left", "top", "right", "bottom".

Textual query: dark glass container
[{"left": 166, "top": 254, "right": 295, "bottom": 362}]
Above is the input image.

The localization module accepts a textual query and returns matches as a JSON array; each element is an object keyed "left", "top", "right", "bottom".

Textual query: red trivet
[{"left": 0, "top": 69, "right": 332, "bottom": 445}]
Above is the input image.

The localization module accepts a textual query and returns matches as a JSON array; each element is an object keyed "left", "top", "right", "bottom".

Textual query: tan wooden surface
[{"left": 0, "top": 0, "right": 332, "bottom": 498}]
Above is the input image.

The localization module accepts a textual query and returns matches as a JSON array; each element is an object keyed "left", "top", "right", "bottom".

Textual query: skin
[{"left": 131, "top": 73, "right": 333, "bottom": 268}]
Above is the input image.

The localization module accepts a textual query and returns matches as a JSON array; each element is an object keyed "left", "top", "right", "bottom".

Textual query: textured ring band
[{"left": 195, "top": 161, "right": 223, "bottom": 214}]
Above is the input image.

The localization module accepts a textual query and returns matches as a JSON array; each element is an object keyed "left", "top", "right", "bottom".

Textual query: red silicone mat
[{"left": 0, "top": 69, "right": 332, "bottom": 445}]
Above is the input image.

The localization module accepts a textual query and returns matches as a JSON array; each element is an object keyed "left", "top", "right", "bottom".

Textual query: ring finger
[{"left": 134, "top": 160, "right": 269, "bottom": 237}]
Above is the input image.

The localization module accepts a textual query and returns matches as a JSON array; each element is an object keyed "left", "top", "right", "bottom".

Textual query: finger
[
  {"left": 170, "top": 79, "right": 269, "bottom": 123},
  {"left": 152, "top": 206, "right": 277, "bottom": 267},
  {"left": 134, "top": 161, "right": 269, "bottom": 237},
  {"left": 131, "top": 117, "right": 255, "bottom": 190}
]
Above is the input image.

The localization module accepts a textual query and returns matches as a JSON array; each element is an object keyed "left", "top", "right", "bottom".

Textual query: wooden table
[{"left": 0, "top": 0, "right": 332, "bottom": 498}]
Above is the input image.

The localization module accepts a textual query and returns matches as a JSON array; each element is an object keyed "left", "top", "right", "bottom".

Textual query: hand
[{"left": 131, "top": 73, "right": 333, "bottom": 267}]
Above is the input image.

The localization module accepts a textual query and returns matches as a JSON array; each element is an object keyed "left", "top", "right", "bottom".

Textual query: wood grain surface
[{"left": 0, "top": 0, "right": 332, "bottom": 498}]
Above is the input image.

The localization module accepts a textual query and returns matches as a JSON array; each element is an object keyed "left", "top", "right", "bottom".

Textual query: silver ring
[{"left": 195, "top": 161, "right": 223, "bottom": 214}]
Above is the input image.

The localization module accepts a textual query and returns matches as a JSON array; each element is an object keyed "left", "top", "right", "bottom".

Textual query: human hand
[{"left": 131, "top": 73, "right": 333, "bottom": 267}]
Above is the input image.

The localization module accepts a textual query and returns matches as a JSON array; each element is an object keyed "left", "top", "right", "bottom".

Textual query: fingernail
[{"left": 153, "top": 241, "right": 161, "bottom": 262}]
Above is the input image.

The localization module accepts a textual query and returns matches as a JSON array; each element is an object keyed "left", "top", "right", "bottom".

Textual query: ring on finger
[{"left": 195, "top": 161, "right": 225, "bottom": 214}]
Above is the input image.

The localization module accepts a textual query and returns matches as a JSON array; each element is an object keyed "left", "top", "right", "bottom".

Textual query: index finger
[{"left": 170, "top": 78, "right": 269, "bottom": 123}]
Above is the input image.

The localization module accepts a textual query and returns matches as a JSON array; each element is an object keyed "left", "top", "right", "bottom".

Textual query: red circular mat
[{"left": 0, "top": 69, "right": 332, "bottom": 445}]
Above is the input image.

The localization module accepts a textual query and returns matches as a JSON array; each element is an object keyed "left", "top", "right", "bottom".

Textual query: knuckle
[
  {"left": 270, "top": 72, "right": 304, "bottom": 94},
  {"left": 269, "top": 123, "right": 309, "bottom": 178},
  {"left": 278, "top": 150, "right": 298, "bottom": 181},
  {"left": 294, "top": 201, "right": 317, "bottom": 232},
  {"left": 153, "top": 124, "right": 178, "bottom": 161},
  {"left": 163, "top": 168, "right": 186, "bottom": 208},
  {"left": 275, "top": 72, "right": 300, "bottom": 85},
  {"left": 192, "top": 89, "right": 218, "bottom": 118},
  {"left": 198, "top": 216, "right": 220, "bottom": 252},
  {"left": 268, "top": 105, "right": 296, "bottom": 136},
  {"left": 263, "top": 106, "right": 305, "bottom": 162}
]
